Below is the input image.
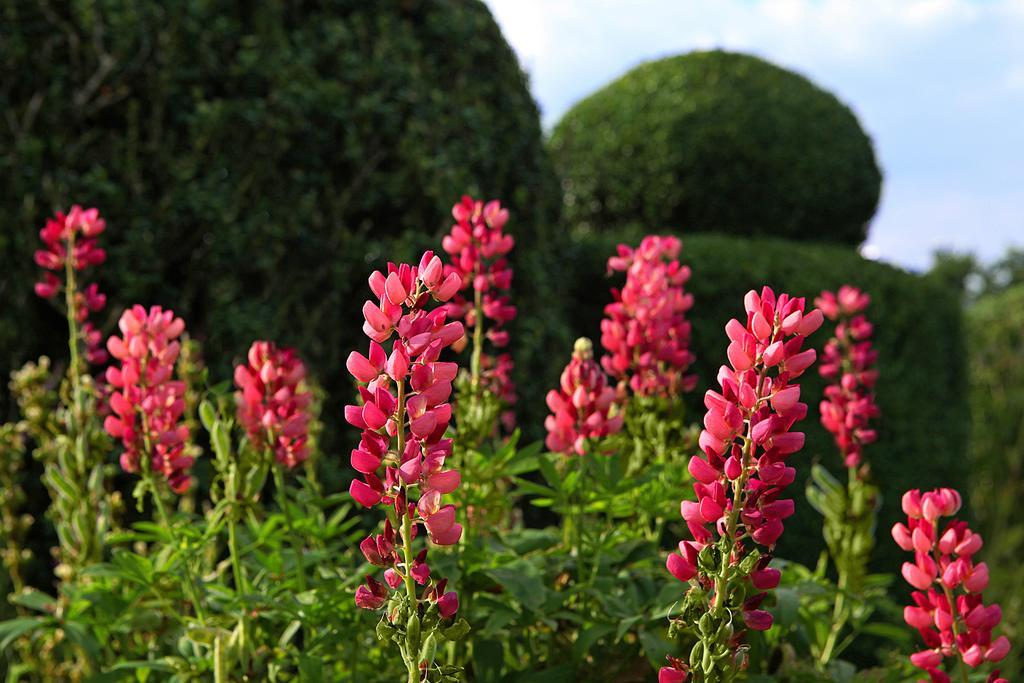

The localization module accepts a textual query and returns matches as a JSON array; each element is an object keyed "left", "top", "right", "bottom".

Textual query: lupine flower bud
[
  {"left": 234, "top": 341, "right": 312, "bottom": 468},
  {"left": 601, "top": 235, "right": 697, "bottom": 397},
  {"left": 347, "top": 252, "right": 464, "bottom": 624},
  {"left": 441, "top": 195, "right": 517, "bottom": 417},
  {"left": 894, "top": 487, "right": 1011, "bottom": 679},
  {"left": 544, "top": 338, "right": 624, "bottom": 456},
  {"left": 103, "top": 306, "right": 193, "bottom": 493},
  {"left": 664, "top": 287, "right": 820, "bottom": 676}
]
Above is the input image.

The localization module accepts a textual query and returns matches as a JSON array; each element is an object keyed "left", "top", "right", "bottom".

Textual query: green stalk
[
  {"left": 228, "top": 512, "right": 248, "bottom": 596},
  {"left": 818, "top": 466, "right": 859, "bottom": 666},
  {"left": 148, "top": 473, "right": 207, "bottom": 623},
  {"left": 933, "top": 519, "right": 970, "bottom": 683},
  {"left": 141, "top": 412, "right": 206, "bottom": 623},
  {"left": 395, "top": 379, "right": 422, "bottom": 683},
  {"left": 62, "top": 240, "right": 97, "bottom": 569},
  {"left": 273, "top": 464, "right": 307, "bottom": 592},
  {"left": 470, "top": 286, "right": 484, "bottom": 395},
  {"left": 228, "top": 497, "right": 251, "bottom": 664},
  {"left": 713, "top": 366, "right": 767, "bottom": 614}
]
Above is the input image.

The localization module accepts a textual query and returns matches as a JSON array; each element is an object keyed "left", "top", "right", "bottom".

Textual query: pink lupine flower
[
  {"left": 103, "top": 305, "right": 193, "bottom": 493},
  {"left": 346, "top": 250, "right": 464, "bottom": 625},
  {"left": 544, "top": 337, "right": 625, "bottom": 456},
  {"left": 894, "top": 487, "right": 1011, "bottom": 679},
  {"left": 441, "top": 195, "right": 517, "bottom": 417},
  {"left": 601, "top": 235, "right": 697, "bottom": 398},
  {"left": 658, "top": 656, "right": 690, "bottom": 682},
  {"left": 234, "top": 341, "right": 312, "bottom": 468},
  {"left": 815, "top": 286, "right": 880, "bottom": 470},
  {"left": 664, "top": 287, "right": 821, "bottom": 671},
  {"left": 33, "top": 206, "right": 109, "bottom": 365}
]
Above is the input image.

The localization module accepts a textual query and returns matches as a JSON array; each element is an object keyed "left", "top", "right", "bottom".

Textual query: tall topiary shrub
[
  {"left": 0, "top": 1, "right": 560, "bottom": 444},
  {"left": 548, "top": 51, "right": 882, "bottom": 245}
]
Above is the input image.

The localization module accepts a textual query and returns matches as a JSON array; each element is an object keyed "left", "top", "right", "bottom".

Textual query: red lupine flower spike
[
  {"left": 234, "top": 341, "right": 312, "bottom": 469},
  {"left": 103, "top": 305, "right": 194, "bottom": 493},
  {"left": 346, "top": 251, "right": 464, "bottom": 630},
  {"left": 894, "top": 487, "right": 1011, "bottom": 679},
  {"left": 544, "top": 337, "right": 624, "bottom": 456},
  {"left": 601, "top": 235, "right": 697, "bottom": 398},
  {"left": 815, "top": 286, "right": 880, "bottom": 471},
  {"left": 33, "top": 205, "right": 109, "bottom": 365},
  {"left": 441, "top": 195, "right": 517, "bottom": 421},
  {"left": 664, "top": 287, "right": 821, "bottom": 675}
]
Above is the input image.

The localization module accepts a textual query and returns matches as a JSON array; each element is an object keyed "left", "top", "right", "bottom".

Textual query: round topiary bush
[
  {"left": 0, "top": 1, "right": 559, "bottom": 440},
  {"left": 548, "top": 50, "right": 882, "bottom": 245}
]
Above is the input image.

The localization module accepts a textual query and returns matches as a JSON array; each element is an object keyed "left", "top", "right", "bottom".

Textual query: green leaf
[
  {"left": 212, "top": 422, "right": 231, "bottom": 464},
  {"left": 0, "top": 617, "right": 44, "bottom": 650},
  {"left": 9, "top": 589, "right": 55, "bottom": 613},
  {"left": 63, "top": 621, "right": 101, "bottom": 662},
  {"left": 573, "top": 623, "right": 615, "bottom": 660},
  {"left": 199, "top": 400, "right": 217, "bottom": 432},
  {"left": 484, "top": 562, "right": 547, "bottom": 612},
  {"left": 536, "top": 453, "right": 562, "bottom": 491},
  {"left": 297, "top": 654, "right": 324, "bottom": 683}
]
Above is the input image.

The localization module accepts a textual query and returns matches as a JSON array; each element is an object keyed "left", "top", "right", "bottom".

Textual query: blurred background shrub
[
  {"left": 547, "top": 50, "right": 882, "bottom": 245},
  {"left": 964, "top": 283, "right": 1024, "bottom": 678},
  {"left": 0, "top": 0, "right": 561, "bottom": 449}
]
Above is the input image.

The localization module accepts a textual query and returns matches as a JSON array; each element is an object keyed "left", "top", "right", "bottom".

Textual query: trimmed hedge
[
  {"left": 0, "top": 1, "right": 560, "bottom": 440},
  {"left": 966, "top": 285, "right": 1024, "bottom": 677},
  {"left": 548, "top": 51, "right": 882, "bottom": 245},
  {"left": 520, "top": 230, "right": 968, "bottom": 570}
]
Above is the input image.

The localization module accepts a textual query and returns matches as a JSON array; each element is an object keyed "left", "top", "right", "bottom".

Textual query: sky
[{"left": 484, "top": 0, "right": 1024, "bottom": 270}]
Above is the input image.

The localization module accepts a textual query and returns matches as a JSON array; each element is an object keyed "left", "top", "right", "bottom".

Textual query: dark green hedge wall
[
  {"left": 965, "top": 285, "right": 1024, "bottom": 677},
  {"left": 0, "top": 0, "right": 560, "bottom": 439},
  {"left": 548, "top": 51, "right": 882, "bottom": 246},
  {"left": 522, "top": 229, "right": 968, "bottom": 571}
]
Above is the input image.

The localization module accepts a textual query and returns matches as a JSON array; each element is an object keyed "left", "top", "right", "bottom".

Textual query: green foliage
[
  {"left": 444, "top": 446, "right": 683, "bottom": 682},
  {"left": 804, "top": 466, "right": 884, "bottom": 669},
  {"left": 753, "top": 557, "right": 906, "bottom": 682},
  {"left": 966, "top": 284, "right": 1024, "bottom": 679},
  {"left": 0, "top": 0, "right": 560, "bottom": 442},
  {"left": 537, "top": 229, "right": 969, "bottom": 573},
  {"left": 548, "top": 50, "right": 882, "bottom": 245}
]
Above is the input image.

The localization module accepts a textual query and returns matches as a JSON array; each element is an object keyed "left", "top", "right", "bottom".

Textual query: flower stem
[
  {"left": 62, "top": 240, "right": 97, "bottom": 569},
  {"left": 395, "top": 378, "right": 422, "bottom": 682},
  {"left": 140, "top": 411, "right": 206, "bottom": 623},
  {"left": 819, "top": 467, "right": 859, "bottom": 667},
  {"left": 273, "top": 464, "right": 307, "bottom": 592},
  {"left": 470, "top": 287, "right": 484, "bottom": 395},
  {"left": 932, "top": 520, "right": 970, "bottom": 683},
  {"left": 714, "top": 364, "right": 766, "bottom": 614},
  {"left": 148, "top": 474, "right": 207, "bottom": 623}
]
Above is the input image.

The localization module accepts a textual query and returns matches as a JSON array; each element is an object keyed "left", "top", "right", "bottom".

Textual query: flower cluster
[
  {"left": 345, "top": 251, "right": 465, "bottom": 619},
  {"left": 816, "top": 286, "right": 880, "bottom": 470},
  {"left": 234, "top": 341, "right": 312, "bottom": 469},
  {"left": 441, "top": 195, "right": 517, "bottom": 410},
  {"left": 893, "top": 488, "right": 1011, "bottom": 681},
  {"left": 544, "top": 337, "right": 625, "bottom": 456},
  {"left": 601, "top": 235, "right": 697, "bottom": 397},
  {"left": 103, "top": 306, "right": 194, "bottom": 493},
  {"left": 662, "top": 288, "right": 821, "bottom": 681},
  {"left": 33, "top": 206, "right": 109, "bottom": 365}
]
